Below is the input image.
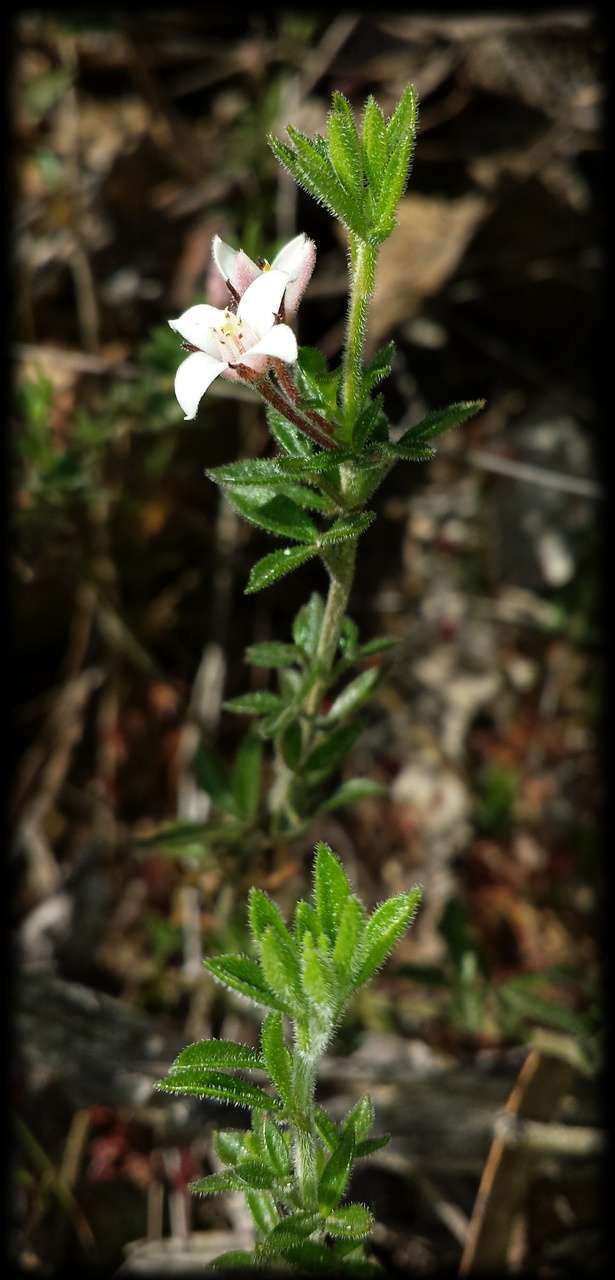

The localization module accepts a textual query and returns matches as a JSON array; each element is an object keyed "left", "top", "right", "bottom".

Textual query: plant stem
[
  {"left": 341, "top": 236, "right": 376, "bottom": 433},
  {"left": 269, "top": 539, "right": 357, "bottom": 834}
]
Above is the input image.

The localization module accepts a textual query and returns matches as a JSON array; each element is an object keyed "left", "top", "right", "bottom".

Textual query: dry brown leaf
[{"left": 367, "top": 193, "right": 489, "bottom": 350}]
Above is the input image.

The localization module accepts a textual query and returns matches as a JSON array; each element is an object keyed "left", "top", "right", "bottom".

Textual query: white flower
[
  {"left": 169, "top": 270, "right": 298, "bottom": 420},
  {"left": 212, "top": 232, "right": 316, "bottom": 316}
]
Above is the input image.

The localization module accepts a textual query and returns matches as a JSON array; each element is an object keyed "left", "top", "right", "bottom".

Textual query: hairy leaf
[
  {"left": 324, "top": 1204, "right": 374, "bottom": 1239},
  {"left": 324, "top": 667, "right": 381, "bottom": 723},
  {"left": 245, "top": 545, "right": 318, "bottom": 595},
  {"left": 332, "top": 896, "right": 367, "bottom": 981},
  {"left": 314, "top": 842, "right": 352, "bottom": 942},
  {"left": 214, "top": 1130, "right": 247, "bottom": 1166},
  {"left": 393, "top": 400, "right": 485, "bottom": 455},
  {"left": 352, "top": 887, "right": 422, "bottom": 988},
  {"left": 245, "top": 1188, "right": 279, "bottom": 1236},
  {"left": 223, "top": 691, "right": 282, "bottom": 717},
  {"left": 225, "top": 488, "right": 320, "bottom": 544},
  {"left": 205, "top": 954, "right": 292, "bottom": 1014},
  {"left": 170, "top": 1040, "right": 263, "bottom": 1074},
  {"left": 318, "top": 1126, "right": 355, "bottom": 1212},
  {"left": 302, "top": 720, "right": 362, "bottom": 779},
  {"left": 261, "top": 1012, "right": 293, "bottom": 1108},
  {"left": 293, "top": 591, "right": 325, "bottom": 656},
  {"left": 301, "top": 930, "right": 333, "bottom": 1008},
  {"left": 244, "top": 641, "right": 302, "bottom": 670},
  {"left": 156, "top": 1070, "right": 281, "bottom": 1111},
  {"left": 189, "top": 1171, "right": 245, "bottom": 1196}
]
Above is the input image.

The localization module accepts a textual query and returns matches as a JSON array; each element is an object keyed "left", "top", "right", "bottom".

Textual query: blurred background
[{"left": 12, "top": 10, "right": 604, "bottom": 1277}]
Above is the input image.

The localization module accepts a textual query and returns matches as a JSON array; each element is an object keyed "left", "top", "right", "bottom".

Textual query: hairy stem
[{"left": 341, "top": 236, "right": 376, "bottom": 433}]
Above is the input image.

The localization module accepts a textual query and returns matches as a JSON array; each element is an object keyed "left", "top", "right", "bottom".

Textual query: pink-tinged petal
[
  {"left": 237, "top": 270, "right": 288, "bottom": 339},
  {"left": 283, "top": 237, "right": 317, "bottom": 315},
  {"left": 272, "top": 232, "right": 315, "bottom": 279},
  {"left": 232, "top": 250, "right": 261, "bottom": 296},
  {"left": 169, "top": 305, "right": 225, "bottom": 358},
  {"left": 204, "top": 258, "right": 231, "bottom": 308},
  {"left": 174, "top": 352, "right": 226, "bottom": 420},
  {"left": 243, "top": 323, "right": 298, "bottom": 366},
  {"left": 212, "top": 235, "right": 239, "bottom": 283}
]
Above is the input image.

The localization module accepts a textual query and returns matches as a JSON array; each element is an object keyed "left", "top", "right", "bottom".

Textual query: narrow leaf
[
  {"left": 324, "top": 1205, "right": 374, "bottom": 1239},
  {"left": 225, "top": 488, "right": 320, "bottom": 544},
  {"left": 261, "top": 1012, "right": 293, "bottom": 1108},
  {"left": 189, "top": 1172, "right": 245, "bottom": 1196},
  {"left": 355, "top": 1135, "right": 390, "bottom": 1158},
  {"left": 232, "top": 733, "right": 263, "bottom": 822},
  {"left": 318, "top": 511, "right": 375, "bottom": 548},
  {"left": 210, "top": 1250, "right": 262, "bottom": 1269},
  {"left": 234, "top": 1160, "right": 277, "bottom": 1190},
  {"left": 205, "top": 954, "right": 292, "bottom": 1014},
  {"left": 223, "top": 691, "right": 282, "bottom": 716},
  {"left": 302, "top": 720, "right": 362, "bottom": 779},
  {"left": 315, "top": 1107, "right": 339, "bottom": 1153},
  {"left": 314, "top": 842, "right": 352, "bottom": 942},
  {"left": 245, "top": 642, "right": 301, "bottom": 669},
  {"left": 267, "top": 404, "right": 315, "bottom": 457},
  {"left": 293, "top": 592, "right": 325, "bottom": 656},
  {"left": 263, "top": 1212, "right": 321, "bottom": 1249},
  {"left": 327, "top": 92, "right": 364, "bottom": 196},
  {"left": 170, "top": 1040, "right": 263, "bottom": 1073},
  {"left": 301, "top": 930, "right": 333, "bottom": 1008},
  {"left": 318, "top": 1126, "right": 355, "bottom": 1212},
  {"left": 321, "top": 779, "right": 386, "bottom": 813},
  {"left": 214, "top": 1130, "right": 247, "bottom": 1166},
  {"left": 245, "top": 546, "right": 318, "bottom": 595},
  {"left": 260, "top": 926, "right": 303, "bottom": 1005},
  {"left": 393, "top": 400, "right": 485, "bottom": 454},
  {"left": 332, "top": 896, "right": 367, "bottom": 980},
  {"left": 324, "top": 668, "right": 381, "bottom": 723},
  {"left": 245, "top": 1188, "right": 279, "bottom": 1237},
  {"left": 156, "top": 1070, "right": 281, "bottom": 1111},
  {"left": 343, "top": 1096, "right": 375, "bottom": 1143},
  {"left": 352, "top": 887, "right": 422, "bottom": 989}
]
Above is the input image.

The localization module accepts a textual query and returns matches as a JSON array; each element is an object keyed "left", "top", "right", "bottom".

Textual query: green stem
[
  {"left": 341, "top": 236, "right": 376, "bottom": 434},
  {"left": 269, "top": 539, "right": 357, "bottom": 834}
]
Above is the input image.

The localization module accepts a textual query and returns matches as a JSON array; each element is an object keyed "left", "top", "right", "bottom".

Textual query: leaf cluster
[{"left": 155, "top": 843, "right": 421, "bottom": 1271}]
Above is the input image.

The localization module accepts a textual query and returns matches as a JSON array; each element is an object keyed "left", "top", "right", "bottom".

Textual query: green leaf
[
  {"left": 256, "top": 1115, "right": 291, "bottom": 1179},
  {"left": 301, "top": 930, "right": 333, "bottom": 1008},
  {"left": 293, "top": 592, "right": 325, "bottom": 656},
  {"left": 170, "top": 1040, "right": 264, "bottom": 1073},
  {"left": 343, "top": 1096, "right": 375, "bottom": 1143},
  {"left": 327, "top": 92, "right": 364, "bottom": 197},
  {"left": 260, "top": 926, "right": 303, "bottom": 1006},
  {"left": 225, "top": 488, "right": 320, "bottom": 544},
  {"left": 363, "top": 341, "right": 395, "bottom": 393},
  {"left": 279, "top": 1239, "right": 337, "bottom": 1271},
  {"left": 279, "top": 719, "right": 303, "bottom": 770},
  {"left": 210, "top": 1250, "right": 262, "bottom": 1269},
  {"left": 355, "top": 1135, "right": 390, "bottom": 1158},
  {"left": 357, "top": 636, "right": 397, "bottom": 658},
  {"left": 332, "top": 897, "right": 367, "bottom": 980},
  {"left": 293, "top": 899, "right": 321, "bottom": 945},
  {"left": 156, "top": 1070, "right": 281, "bottom": 1111},
  {"left": 207, "top": 459, "right": 287, "bottom": 487},
  {"left": 393, "top": 400, "right": 485, "bottom": 455},
  {"left": 296, "top": 347, "right": 341, "bottom": 418},
  {"left": 267, "top": 404, "right": 315, "bottom": 457},
  {"left": 189, "top": 1172, "right": 245, "bottom": 1196},
  {"left": 362, "top": 96, "right": 387, "bottom": 199},
  {"left": 261, "top": 1012, "right": 293, "bottom": 1108},
  {"left": 386, "top": 83, "right": 418, "bottom": 156},
  {"left": 324, "top": 1205, "right": 374, "bottom": 1240},
  {"left": 318, "top": 511, "right": 375, "bottom": 548},
  {"left": 193, "top": 745, "right": 236, "bottom": 814},
  {"left": 249, "top": 888, "right": 293, "bottom": 948},
  {"left": 232, "top": 733, "right": 263, "bottom": 822},
  {"left": 245, "top": 1189, "right": 279, "bottom": 1237},
  {"left": 223, "top": 691, "right": 282, "bottom": 717},
  {"left": 352, "top": 887, "right": 422, "bottom": 988},
  {"left": 234, "top": 1160, "right": 278, "bottom": 1190},
  {"left": 245, "top": 545, "right": 318, "bottom": 594},
  {"left": 321, "top": 779, "right": 387, "bottom": 813},
  {"left": 205, "top": 954, "right": 292, "bottom": 1014},
  {"left": 318, "top": 1126, "right": 355, "bottom": 1212},
  {"left": 214, "top": 1130, "right": 247, "bottom": 1166},
  {"left": 302, "top": 720, "right": 362, "bottom": 779},
  {"left": 244, "top": 642, "right": 302, "bottom": 669},
  {"left": 324, "top": 668, "right": 381, "bottom": 723},
  {"left": 353, "top": 397, "right": 388, "bottom": 450},
  {"left": 287, "top": 125, "right": 366, "bottom": 236},
  {"left": 263, "top": 1212, "right": 322, "bottom": 1250},
  {"left": 314, "top": 842, "right": 352, "bottom": 942},
  {"left": 315, "top": 1107, "right": 339, "bottom": 1153}
]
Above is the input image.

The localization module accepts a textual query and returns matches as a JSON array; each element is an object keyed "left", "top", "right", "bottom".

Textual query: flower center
[{"left": 215, "top": 308, "right": 246, "bottom": 360}]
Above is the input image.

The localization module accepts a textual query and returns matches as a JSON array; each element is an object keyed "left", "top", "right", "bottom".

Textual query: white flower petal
[
  {"left": 212, "top": 235, "right": 239, "bottom": 283},
  {"left": 169, "top": 305, "right": 225, "bottom": 358},
  {"left": 174, "top": 352, "right": 226, "bottom": 420},
  {"left": 237, "top": 270, "right": 288, "bottom": 340},
  {"left": 243, "top": 323, "right": 298, "bottom": 365},
  {"left": 272, "top": 233, "right": 311, "bottom": 278}
]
